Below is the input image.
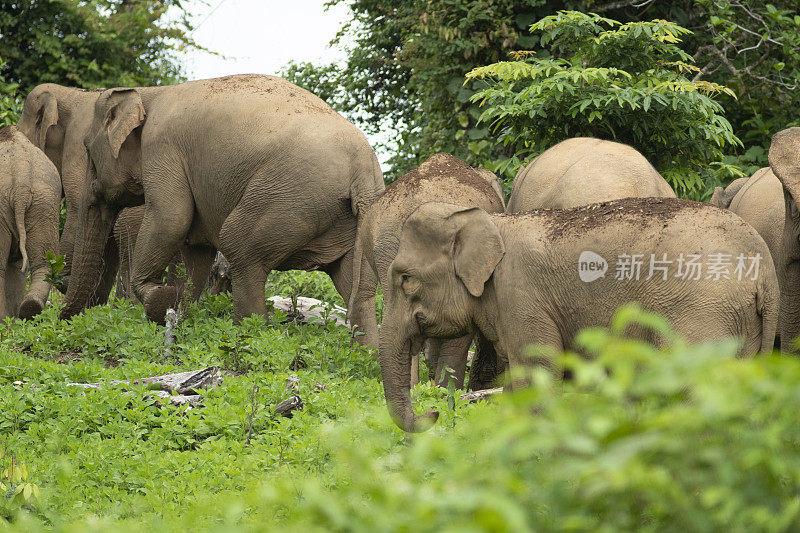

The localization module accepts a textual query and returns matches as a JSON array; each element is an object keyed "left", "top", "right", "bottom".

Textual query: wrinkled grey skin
[
  {"left": 765, "top": 127, "right": 800, "bottom": 352},
  {"left": 507, "top": 137, "right": 675, "bottom": 212},
  {"left": 114, "top": 205, "right": 216, "bottom": 301},
  {"left": 707, "top": 168, "right": 787, "bottom": 349},
  {"left": 63, "top": 75, "right": 383, "bottom": 347},
  {"left": 349, "top": 153, "right": 506, "bottom": 390},
  {"left": 381, "top": 199, "right": 778, "bottom": 432},
  {"left": 0, "top": 126, "right": 61, "bottom": 319}
]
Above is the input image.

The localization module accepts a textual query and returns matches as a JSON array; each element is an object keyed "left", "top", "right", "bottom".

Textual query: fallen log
[
  {"left": 66, "top": 366, "right": 222, "bottom": 395},
  {"left": 268, "top": 296, "right": 349, "bottom": 328},
  {"left": 460, "top": 387, "right": 504, "bottom": 403},
  {"left": 273, "top": 396, "right": 303, "bottom": 418}
]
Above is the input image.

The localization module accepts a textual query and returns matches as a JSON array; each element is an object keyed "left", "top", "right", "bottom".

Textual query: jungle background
[{"left": 1, "top": 1, "right": 800, "bottom": 530}]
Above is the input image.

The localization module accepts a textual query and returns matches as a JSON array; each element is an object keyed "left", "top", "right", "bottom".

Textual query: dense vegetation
[
  {"left": 3, "top": 292, "right": 800, "bottom": 530},
  {"left": 285, "top": 0, "right": 800, "bottom": 195}
]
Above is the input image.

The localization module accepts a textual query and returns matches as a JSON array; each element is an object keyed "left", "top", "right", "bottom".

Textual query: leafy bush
[
  {"left": 3, "top": 300, "right": 799, "bottom": 530},
  {"left": 467, "top": 11, "right": 743, "bottom": 199}
]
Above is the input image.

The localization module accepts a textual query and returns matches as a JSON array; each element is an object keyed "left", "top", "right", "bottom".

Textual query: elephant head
[
  {"left": 381, "top": 202, "right": 505, "bottom": 431},
  {"left": 769, "top": 127, "right": 800, "bottom": 348},
  {"left": 17, "top": 85, "right": 63, "bottom": 170},
  {"left": 60, "top": 88, "right": 146, "bottom": 319}
]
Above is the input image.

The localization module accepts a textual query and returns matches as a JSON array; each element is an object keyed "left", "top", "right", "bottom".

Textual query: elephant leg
[
  {"left": 432, "top": 335, "right": 473, "bottom": 389},
  {"left": 131, "top": 201, "right": 193, "bottom": 324},
  {"left": 181, "top": 245, "right": 216, "bottom": 302},
  {"left": 88, "top": 236, "right": 119, "bottom": 306},
  {"left": 5, "top": 260, "right": 25, "bottom": 318},
  {"left": 0, "top": 230, "right": 11, "bottom": 319},
  {"left": 322, "top": 249, "right": 379, "bottom": 348},
  {"left": 467, "top": 332, "right": 505, "bottom": 391}
]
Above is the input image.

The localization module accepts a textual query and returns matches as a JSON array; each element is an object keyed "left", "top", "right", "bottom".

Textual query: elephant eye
[{"left": 400, "top": 273, "right": 421, "bottom": 295}]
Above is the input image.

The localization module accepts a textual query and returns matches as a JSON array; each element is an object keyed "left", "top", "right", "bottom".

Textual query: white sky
[{"left": 184, "top": 0, "right": 350, "bottom": 81}]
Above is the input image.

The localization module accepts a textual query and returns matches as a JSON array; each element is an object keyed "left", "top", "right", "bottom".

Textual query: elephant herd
[{"left": 0, "top": 73, "right": 796, "bottom": 432}]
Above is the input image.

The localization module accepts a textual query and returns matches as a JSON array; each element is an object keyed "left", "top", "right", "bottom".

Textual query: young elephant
[
  {"left": 349, "top": 153, "right": 505, "bottom": 389},
  {"left": 381, "top": 198, "right": 778, "bottom": 432},
  {"left": 0, "top": 126, "right": 61, "bottom": 319},
  {"left": 507, "top": 137, "right": 675, "bottom": 211}
]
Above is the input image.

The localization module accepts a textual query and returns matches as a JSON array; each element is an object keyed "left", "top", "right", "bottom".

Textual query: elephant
[
  {"left": 61, "top": 74, "right": 384, "bottom": 348},
  {"left": 0, "top": 126, "right": 62, "bottom": 319},
  {"left": 349, "top": 153, "right": 506, "bottom": 390},
  {"left": 507, "top": 137, "right": 675, "bottom": 212},
  {"left": 113, "top": 204, "right": 217, "bottom": 301},
  {"left": 380, "top": 198, "right": 778, "bottom": 431},
  {"left": 765, "top": 127, "right": 800, "bottom": 352},
  {"left": 706, "top": 168, "right": 788, "bottom": 348},
  {"left": 16, "top": 84, "right": 118, "bottom": 302}
]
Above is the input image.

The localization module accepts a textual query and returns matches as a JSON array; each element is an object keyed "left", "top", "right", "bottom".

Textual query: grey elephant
[
  {"left": 17, "top": 83, "right": 217, "bottom": 306},
  {"left": 507, "top": 137, "right": 675, "bottom": 212},
  {"left": 16, "top": 84, "right": 118, "bottom": 302},
  {"left": 381, "top": 198, "right": 778, "bottom": 431},
  {"left": 0, "top": 126, "right": 61, "bottom": 319},
  {"left": 61, "top": 74, "right": 384, "bottom": 348},
  {"left": 350, "top": 153, "right": 505, "bottom": 389},
  {"left": 764, "top": 127, "right": 800, "bottom": 351},
  {"left": 707, "top": 166, "right": 790, "bottom": 348}
]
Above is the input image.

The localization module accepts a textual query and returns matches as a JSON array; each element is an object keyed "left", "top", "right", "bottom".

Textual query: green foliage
[
  {"left": 44, "top": 251, "right": 66, "bottom": 291},
  {"left": 0, "top": 0, "right": 202, "bottom": 96},
  {"left": 0, "top": 58, "right": 20, "bottom": 127},
  {"left": 2, "top": 302, "right": 799, "bottom": 530},
  {"left": 467, "top": 11, "right": 742, "bottom": 198}
]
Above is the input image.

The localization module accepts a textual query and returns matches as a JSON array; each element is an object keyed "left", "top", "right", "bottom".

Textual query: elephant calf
[
  {"left": 350, "top": 153, "right": 505, "bottom": 390},
  {"left": 381, "top": 197, "right": 778, "bottom": 432},
  {"left": 0, "top": 126, "right": 61, "bottom": 319}
]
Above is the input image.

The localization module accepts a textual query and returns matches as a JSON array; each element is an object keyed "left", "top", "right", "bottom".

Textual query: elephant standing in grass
[
  {"left": 381, "top": 198, "right": 778, "bottom": 432},
  {"left": 17, "top": 83, "right": 217, "bottom": 306},
  {"left": 0, "top": 126, "right": 61, "bottom": 319},
  {"left": 507, "top": 137, "right": 675, "bottom": 212},
  {"left": 62, "top": 75, "right": 384, "bottom": 347},
  {"left": 350, "top": 153, "right": 505, "bottom": 389}
]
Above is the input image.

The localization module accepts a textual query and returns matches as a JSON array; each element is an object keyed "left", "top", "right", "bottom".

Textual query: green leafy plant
[
  {"left": 43, "top": 250, "right": 65, "bottom": 290},
  {"left": 467, "top": 11, "right": 743, "bottom": 198}
]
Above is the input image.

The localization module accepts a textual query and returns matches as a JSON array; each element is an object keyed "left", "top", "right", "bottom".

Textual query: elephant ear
[
  {"left": 769, "top": 127, "right": 800, "bottom": 205},
  {"left": 102, "top": 88, "right": 146, "bottom": 159},
  {"left": 448, "top": 207, "right": 505, "bottom": 297},
  {"left": 32, "top": 91, "right": 58, "bottom": 149}
]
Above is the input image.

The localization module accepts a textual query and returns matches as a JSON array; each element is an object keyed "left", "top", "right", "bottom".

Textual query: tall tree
[
  {"left": 0, "top": 0, "right": 201, "bottom": 94},
  {"left": 284, "top": 0, "right": 800, "bottom": 189}
]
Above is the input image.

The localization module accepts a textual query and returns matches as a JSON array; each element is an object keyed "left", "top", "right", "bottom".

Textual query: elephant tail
[
  {"left": 13, "top": 187, "right": 31, "bottom": 274},
  {"left": 758, "top": 260, "right": 779, "bottom": 354}
]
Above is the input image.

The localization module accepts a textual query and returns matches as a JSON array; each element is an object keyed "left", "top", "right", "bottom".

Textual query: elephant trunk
[
  {"left": 379, "top": 309, "right": 439, "bottom": 432},
  {"left": 60, "top": 202, "right": 117, "bottom": 320}
]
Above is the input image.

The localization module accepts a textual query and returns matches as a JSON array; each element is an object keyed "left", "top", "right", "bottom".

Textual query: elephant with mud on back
[
  {"left": 0, "top": 126, "right": 61, "bottom": 319},
  {"left": 61, "top": 74, "right": 384, "bottom": 348},
  {"left": 507, "top": 137, "right": 676, "bottom": 212},
  {"left": 17, "top": 84, "right": 217, "bottom": 306},
  {"left": 381, "top": 198, "right": 778, "bottom": 432},
  {"left": 711, "top": 127, "right": 800, "bottom": 352},
  {"left": 350, "top": 153, "right": 506, "bottom": 391}
]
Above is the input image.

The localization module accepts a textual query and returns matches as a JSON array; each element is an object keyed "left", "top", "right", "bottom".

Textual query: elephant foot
[
  {"left": 143, "top": 286, "right": 177, "bottom": 325},
  {"left": 18, "top": 298, "right": 44, "bottom": 320}
]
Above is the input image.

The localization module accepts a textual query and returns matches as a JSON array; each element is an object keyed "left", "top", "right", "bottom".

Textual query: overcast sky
[{"left": 184, "top": 0, "right": 350, "bottom": 80}]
